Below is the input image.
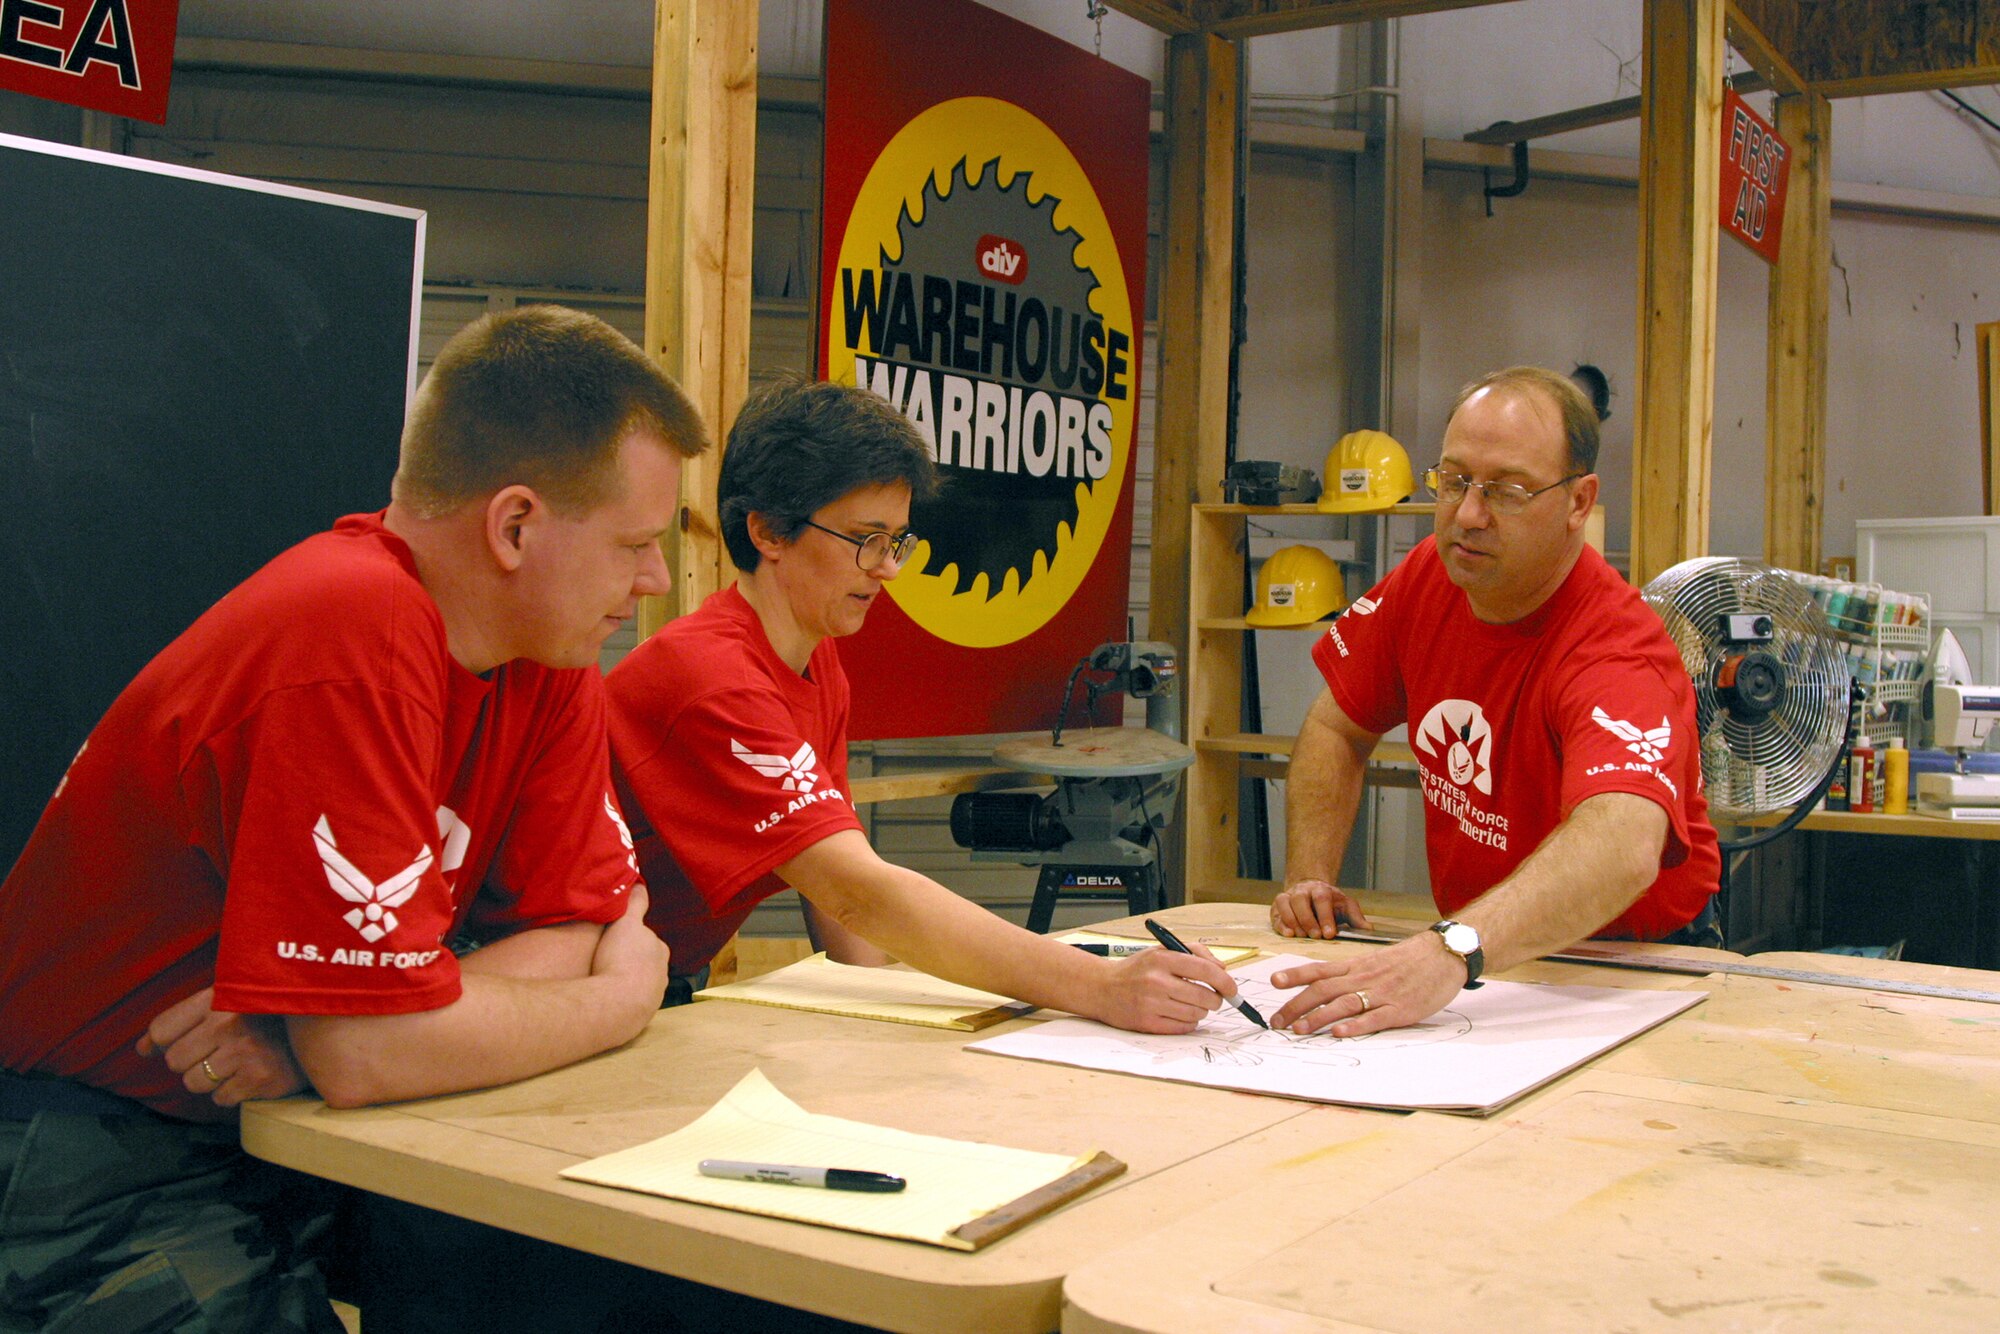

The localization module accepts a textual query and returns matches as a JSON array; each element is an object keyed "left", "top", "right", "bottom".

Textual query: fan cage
[{"left": 1642, "top": 558, "right": 1849, "bottom": 822}]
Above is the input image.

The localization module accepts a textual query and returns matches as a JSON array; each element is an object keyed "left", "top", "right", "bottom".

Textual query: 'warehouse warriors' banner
[{"left": 819, "top": 0, "right": 1149, "bottom": 738}]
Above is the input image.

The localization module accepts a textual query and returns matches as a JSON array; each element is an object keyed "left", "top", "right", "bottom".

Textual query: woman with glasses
[
  {"left": 1263, "top": 366, "right": 1721, "bottom": 1040},
  {"left": 605, "top": 375, "right": 1239, "bottom": 1031}
]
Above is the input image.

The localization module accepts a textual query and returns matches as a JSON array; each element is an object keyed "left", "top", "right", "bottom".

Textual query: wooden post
[
  {"left": 1152, "top": 32, "right": 1239, "bottom": 679},
  {"left": 1764, "top": 89, "right": 1831, "bottom": 574},
  {"left": 1982, "top": 321, "right": 2000, "bottom": 516},
  {"left": 1155, "top": 32, "right": 1241, "bottom": 896},
  {"left": 1631, "top": 0, "right": 1724, "bottom": 588},
  {"left": 640, "top": 0, "right": 759, "bottom": 638}
]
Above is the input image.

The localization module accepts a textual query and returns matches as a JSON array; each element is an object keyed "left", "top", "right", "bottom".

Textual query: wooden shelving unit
[{"left": 1183, "top": 501, "right": 1433, "bottom": 899}]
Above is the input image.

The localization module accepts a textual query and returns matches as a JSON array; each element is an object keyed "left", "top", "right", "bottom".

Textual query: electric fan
[{"left": 1641, "top": 557, "right": 1852, "bottom": 850}]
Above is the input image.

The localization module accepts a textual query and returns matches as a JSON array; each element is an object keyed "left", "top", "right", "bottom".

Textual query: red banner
[
  {"left": 0, "top": 0, "right": 179, "bottom": 124},
  {"left": 1719, "top": 87, "right": 1791, "bottom": 264},
  {"left": 819, "top": 0, "right": 1150, "bottom": 739}
]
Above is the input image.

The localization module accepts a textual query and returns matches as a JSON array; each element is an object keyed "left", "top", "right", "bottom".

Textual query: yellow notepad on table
[
  {"left": 693, "top": 953, "right": 1031, "bottom": 1031},
  {"left": 559, "top": 1069, "right": 1123, "bottom": 1251}
]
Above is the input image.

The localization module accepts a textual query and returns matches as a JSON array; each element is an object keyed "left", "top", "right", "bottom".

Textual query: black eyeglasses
[
  {"left": 1424, "top": 467, "right": 1582, "bottom": 515},
  {"left": 800, "top": 519, "right": 919, "bottom": 571}
]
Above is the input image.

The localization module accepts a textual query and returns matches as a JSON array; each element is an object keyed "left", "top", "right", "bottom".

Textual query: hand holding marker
[{"left": 1143, "top": 918, "right": 1267, "bottom": 1028}]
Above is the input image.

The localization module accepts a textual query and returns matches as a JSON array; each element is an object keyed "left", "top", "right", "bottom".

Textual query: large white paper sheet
[{"left": 968, "top": 954, "right": 1705, "bottom": 1115}]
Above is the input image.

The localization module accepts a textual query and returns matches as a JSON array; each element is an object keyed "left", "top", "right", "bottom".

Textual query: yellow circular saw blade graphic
[{"left": 829, "top": 96, "right": 1135, "bottom": 649}]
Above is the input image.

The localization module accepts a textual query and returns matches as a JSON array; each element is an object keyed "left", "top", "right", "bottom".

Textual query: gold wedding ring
[
  {"left": 1354, "top": 989, "right": 1373, "bottom": 1014},
  {"left": 201, "top": 1058, "right": 222, "bottom": 1086}
]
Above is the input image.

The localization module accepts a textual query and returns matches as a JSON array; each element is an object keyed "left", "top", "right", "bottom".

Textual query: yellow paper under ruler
[
  {"left": 694, "top": 953, "right": 1030, "bottom": 1030},
  {"left": 559, "top": 1069, "right": 1122, "bottom": 1250},
  {"left": 694, "top": 937, "right": 1263, "bottom": 1031}
]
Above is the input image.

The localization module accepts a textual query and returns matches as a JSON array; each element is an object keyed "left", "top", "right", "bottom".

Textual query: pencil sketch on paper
[
  {"left": 1127, "top": 978, "right": 1475, "bottom": 1070},
  {"left": 966, "top": 953, "right": 1706, "bottom": 1115}
]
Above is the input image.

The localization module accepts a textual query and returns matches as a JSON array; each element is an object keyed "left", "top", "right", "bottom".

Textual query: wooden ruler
[{"left": 1330, "top": 930, "right": 2000, "bottom": 1005}]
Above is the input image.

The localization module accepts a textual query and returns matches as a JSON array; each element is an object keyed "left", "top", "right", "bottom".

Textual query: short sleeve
[
  {"left": 1554, "top": 656, "right": 1700, "bottom": 867},
  {"left": 202, "top": 681, "right": 464, "bottom": 1016},
  {"left": 618, "top": 685, "right": 862, "bottom": 911},
  {"left": 1311, "top": 565, "right": 1407, "bottom": 736},
  {"left": 469, "top": 670, "right": 638, "bottom": 937}
]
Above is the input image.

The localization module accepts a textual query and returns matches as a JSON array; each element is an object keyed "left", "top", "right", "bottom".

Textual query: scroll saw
[{"left": 949, "top": 642, "right": 1193, "bottom": 933}]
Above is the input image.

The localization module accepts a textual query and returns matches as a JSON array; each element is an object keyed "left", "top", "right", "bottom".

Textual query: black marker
[
  {"left": 699, "top": 1159, "right": 906, "bottom": 1193},
  {"left": 1144, "top": 918, "right": 1268, "bottom": 1029},
  {"left": 1069, "top": 941, "right": 1152, "bottom": 957}
]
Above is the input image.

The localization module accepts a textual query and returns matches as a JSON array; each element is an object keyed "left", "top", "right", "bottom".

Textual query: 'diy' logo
[{"left": 830, "top": 96, "right": 1135, "bottom": 648}]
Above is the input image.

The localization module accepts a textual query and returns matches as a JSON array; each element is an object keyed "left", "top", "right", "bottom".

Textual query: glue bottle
[{"left": 1850, "top": 745, "right": 1876, "bottom": 814}]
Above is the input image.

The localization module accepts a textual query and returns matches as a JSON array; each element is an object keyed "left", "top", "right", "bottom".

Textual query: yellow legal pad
[
  {"left": 693, "top": 937, "right": 1263, "bottom": 1032},
  {"left": 559, "top": 1069, "right": 1123, "bottom": 1251},
  {"left": 693, "top": 953, "right": 1030, "bottom": 1030}
]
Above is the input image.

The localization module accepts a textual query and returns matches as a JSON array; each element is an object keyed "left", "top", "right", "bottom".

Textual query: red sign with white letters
[
  {"left": 1718, "top": 87, "right": 1791, "bottom": 264},
  {"left": 0, "top": 0, "right": 180, "bottom": 124}
]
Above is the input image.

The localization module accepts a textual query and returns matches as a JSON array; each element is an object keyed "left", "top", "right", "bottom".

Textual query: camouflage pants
[{"left": 0, "top": 1110, "right": 346, "bottom": 1334}]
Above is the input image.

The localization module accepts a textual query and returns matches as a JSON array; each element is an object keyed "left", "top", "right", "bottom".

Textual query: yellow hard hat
[
  {"left": 1316, "top": 429, "right": 1414, "bottom": 513},
  {"left": 1246, "top": 545, "right": 1346, "bottom": 626}
]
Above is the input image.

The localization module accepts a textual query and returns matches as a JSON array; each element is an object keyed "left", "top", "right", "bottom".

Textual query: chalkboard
[{"left": 0, "top": 133, "right": 423, "bottom": 876}]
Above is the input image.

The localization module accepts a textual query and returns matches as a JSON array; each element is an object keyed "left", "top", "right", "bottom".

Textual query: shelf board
[
  {"left": 1197, "top": 734, "right": 1415, "bottom": 765},
  {"left": 1194, "top": 502, "right": 1434, "bottom": 517},
  {"left": 1197, "top": 617, "right": 1334, "bottom": 632}
]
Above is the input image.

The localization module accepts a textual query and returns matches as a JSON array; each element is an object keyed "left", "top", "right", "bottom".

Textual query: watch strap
[{"left": 1430, "top": 920, "right": 1485, "bottom": 988}]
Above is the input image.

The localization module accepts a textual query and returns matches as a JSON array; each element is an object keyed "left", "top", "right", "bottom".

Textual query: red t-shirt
[
  {"left": 606, "top": 585, "right": 861, "bottom": 976},
  {"left": 0, "top": 513, "right": 638, "bottom": 1121},
  {"left": 1313, "top": 538, "right": 1719, "bottom": 939}
]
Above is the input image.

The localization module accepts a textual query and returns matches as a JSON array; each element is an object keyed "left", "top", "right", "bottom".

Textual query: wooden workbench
[
  {"left": 241, "top": 904, "right": 1997, "bottom": 1333},
  {"left": 1064, "top": 910, "right": 2000, "bottom": 1333}
]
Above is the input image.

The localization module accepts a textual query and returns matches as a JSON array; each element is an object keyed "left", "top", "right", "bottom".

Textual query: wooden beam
[
  {"left": 1733, "top": 0, "right": 2000, "bottom": 97},
  {"left": 1198, "top": 0, "right": 1507, "bottom": 38},
  {"left": 1981, "top": 321, "right": 2000, "bottom": 515},
  {"left": 1725, "top": 1, "right": 1809, "bottom": 96},
  {"left": 1155, "top": 36, "right": 1241, "bottom": 892},
  {"left": 640, "top": 0, "right": 758, "bottom": 638},
  {"left": 1765, "top": 91, "right": 1831, "bottom": 574},
  {"left": 1100, "top": 0, "right": 1202, "bottom": 34},
  {"left": 1151, "top": 33, "right": 1240, "bottom": 673},
  {"left": 1631, "top": 0, "right": 1726, "bottom": 588}
]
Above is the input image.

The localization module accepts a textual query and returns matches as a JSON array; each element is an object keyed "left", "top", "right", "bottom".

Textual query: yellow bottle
[{"left": 1883, "top": 746, "right": 1910, "bottom": 815}]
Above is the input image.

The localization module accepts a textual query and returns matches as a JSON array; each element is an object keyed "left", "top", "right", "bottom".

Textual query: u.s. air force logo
[
  {"left": 829, "top": 96, "right": 1135, "bottom": 648},
  {"left": 732, "top": 739, "right": 820, "bottom": 794},
  {"left": 312, "top": 807, "right": 467, "bottom": 944},
  {"left": 1413, "top": 699, "right": 1493, "bottom": 796},
  {"left": 1592, "top": 707, "right": 1672, "bottom": 764}
]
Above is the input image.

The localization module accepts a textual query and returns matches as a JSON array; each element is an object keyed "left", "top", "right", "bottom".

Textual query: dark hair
[
  {"left": 393, "top": 304, "right": 707, "bottom": 519},
  {"left": 719, "top": 375, "right": 940, "bottom": 571},
  {"left": 1449, "top": 365, "right": 1601, "bottom": 475}
]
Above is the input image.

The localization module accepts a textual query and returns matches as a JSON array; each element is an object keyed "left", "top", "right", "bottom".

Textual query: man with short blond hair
[
  {"left": 0, "top": 305, "right": 702, "bottom": 1332},
  {"left": 1266, "top": 366, "right": 1720, "bottom": 1037}
]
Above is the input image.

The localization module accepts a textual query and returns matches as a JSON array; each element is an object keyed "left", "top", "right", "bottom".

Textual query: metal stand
[{"left": 1025, "top": 862, "right": 1165, "bottom": 935}]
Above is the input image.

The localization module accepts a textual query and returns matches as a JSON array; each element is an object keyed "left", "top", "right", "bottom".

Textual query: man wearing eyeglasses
[
  {"left": 605, "top": 376, "right": 1241, "bottom": 1031},
  {"left": 1265, "top": 366, "right": 1720, "bottom": 1036}
]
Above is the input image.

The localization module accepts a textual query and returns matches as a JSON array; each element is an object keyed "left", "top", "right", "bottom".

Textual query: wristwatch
[{"left": 1429, "top": 919, "right": 1485, "bottom": 988}]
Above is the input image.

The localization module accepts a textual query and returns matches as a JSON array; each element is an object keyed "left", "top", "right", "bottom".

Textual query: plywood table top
[{"left": 241, "top": 929, "right": 1390, "bottom": 1334}]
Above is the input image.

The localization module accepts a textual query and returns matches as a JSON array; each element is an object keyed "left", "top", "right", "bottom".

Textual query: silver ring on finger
[{"left": 1353, "top": 989, "right": 1372, "bottom": 1014}]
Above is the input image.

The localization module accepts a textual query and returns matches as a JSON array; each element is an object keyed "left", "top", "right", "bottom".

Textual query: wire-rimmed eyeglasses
[
  {"left": 1423, "top": 467, "right": 1582, "bottom": 515},
  {"left": 800, "top": 519, "right": 919, "bottom": 571}
]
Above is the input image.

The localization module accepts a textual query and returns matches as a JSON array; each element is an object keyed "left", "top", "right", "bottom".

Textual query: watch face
[{"left": 1440, "top": 922, "right": 1480, "bottom": 954}]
